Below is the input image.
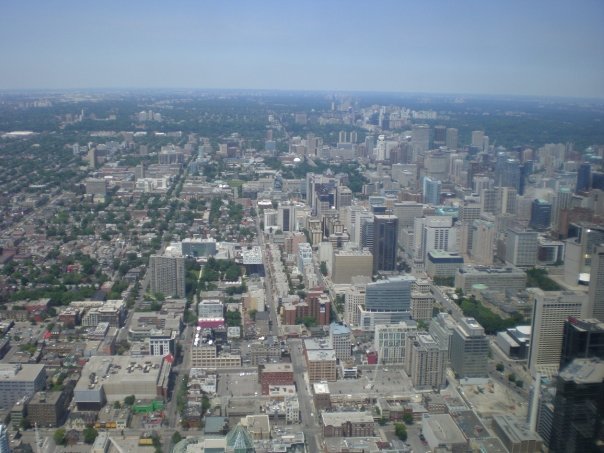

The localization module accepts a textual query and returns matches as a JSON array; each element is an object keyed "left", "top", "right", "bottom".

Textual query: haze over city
[{"left": 1, "top": 0, "right": 603, "bottom": 98}]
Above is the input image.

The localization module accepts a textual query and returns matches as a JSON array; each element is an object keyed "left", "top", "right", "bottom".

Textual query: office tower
[
  {"left": 551, "top": 188, "right": 573, "bottom": 237},
  {"left": 549, "top": 358, "right": 604, "bottom": 453},
  {"left": 372, "top": 215, "right": 398, "bottom": 272},
  {"left": 529, "top": 199, "right": 552, "bottom": 230},
  {"left": 587, "top": 245, "right": 604, "bottom": 322},
  {"left": 495, "top": 155, "right": 523, "bottom": 193},
  {"left": 576, "top": 162, "right": 591, "bottom": 193},
  {"left": 422, "top": 176, "right": 442, "bottom": 205},
  {"left": 277, "top": 201, "right": 296, "bottom": 232},
  {"left": 411, "top": 124, "right": 430, "bottom": 160},
  {"left": 471, "top": 130, "right": 485, "bottom": 149},
  {"left": 433, "top": 125, "right": 447, "bottom": 147},
  {"left": 405, "top": 333, "right": 447, "bottom": 390},
  {"left": 365, "top": 276, "right": 414, "bottom": 314},
  {"left": 424, "top": 150, "right": 449, "bottom": 181},
  {"left": 505, "top": 227, "right": 538, "bottom": 267},
  {"left": 450, "top": 317, "right": 489, "bottom": 379},
  {"left": 392, "top": 202, "right": 423, "bottom": 229},
  {"left": 528, "top": 289, "right": 586, "bottom": 377},
  {"left": 445, "top": 127, "right": 458, "bottom": 150},
  {"left": 429, "top": 313, "right": 456, "bottom": 363},
  {"left": 336, "top": 186, "right": 353, "bottom": 209},
  {"left": 0, "top": 364, "right": 46, "bottom": 409},
  {"left": 374, "top": 322, "right": 417, "bottom": 364},
  {"left": 329, "top": 323, "right": 352, "bottom": 362},
  {"left": 564, "top": 225, "right": 604, "bottom": 286},
  {"left": 0, "top": 424, "right": 8, "bottom": 453},
  {"left": 331, "top": 250, "right": 373, "bottom": 284},
  {"left": 344, "top": 285, "right": 366, "bottom": 327},
  {"left": 360, "top": 217, "right": 374, "bottom": 250},
  {"left": 473, "top": 176, "right": 492, "bottom": 194},
  {"left": 471, "top": 218, "right": 496, "bottom": 265},
  {"left": 414, "top": 216, "right": 458, "bottom": 267},
  {"left": 149, "top": 251, "right": 186, "bottom": 298},
  {"left": 560, "top": 318, "right": 604, "bottom": 369}
]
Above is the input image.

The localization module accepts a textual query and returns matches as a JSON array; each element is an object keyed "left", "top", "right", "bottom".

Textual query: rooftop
[{"left": 321, "top": 411, "right": 374, "bottom": 427}]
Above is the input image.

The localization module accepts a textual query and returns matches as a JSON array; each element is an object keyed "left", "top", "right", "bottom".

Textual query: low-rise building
[
  {"left": 260, "top": 363, "right": 294, "bottom": 395},
  {"left": 492, "top": 415, "right": 543, "bottom": 453},
  {"left": 321, "top": 412, "right": 374, "bottom": 438},
  {"left": 27, "top": 387, "right": 73, "bottom": 427},
  {"left": 421, "top": 413, "right": 468, "bottom": 453},
  {"left": 455, "top": 265, "right": 526, "bottom": 294}
]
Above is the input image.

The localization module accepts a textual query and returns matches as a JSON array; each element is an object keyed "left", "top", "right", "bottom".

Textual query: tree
[
  {"left": 83, "top": 426, "right": 98, "bottom": 444},
  {"left": 172, "top": 431, "right": 183, "bottom": 445},
  {"left": 124, "top": 395, "right": 135, "bottom": 406},
  {"left": 402, "top": 412, "right": 414, "bottom": 425},
  {"left": 508, "top": 373, "right": 516, "bottom": 382},
  {"left": 496, "top": 363, "right": 504, "bottom": 372},
  {"left": 54, "top": 428, "right": 66, "bottom": 446},
  {"left": 394, "top": 423, "right": 408, "bottom": 441}
]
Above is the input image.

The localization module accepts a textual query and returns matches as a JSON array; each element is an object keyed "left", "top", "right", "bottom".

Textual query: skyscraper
[
  {"left": 505, "top": 227, "right": 538, "bottom": 267},
  {"left": 528, "top": 289, "right": 586, "bottom": 377},
  {"left": 422, "top": 176, "right": 442, "bottom": 205},
  {"left": 372, "top": 215, "right": 398, "bottom": 272},
  {"left": 560, "top": 317, "right": 604, "bottom": 369},
  {"left": 149, "top": 250, "right": 186, "bottom": 298},
  {"left": 433, "top": 125, "right": 447, "bottom": 147},
  {"left": 587, "top": 244, "right": 604, "bottom": 322},
  {"left": 576, "top": 162, "right": 591, "bottom": 193},
  {"left": 445, "top": 127, "right": 458, "bottom": 150},
  {"left": 0, "top": 424, "right": 8, "bottom": 453},
  {"left": 549, "top": 358, "right": 604, "bottom": 453},
  {"left": 529, "top": 199, "right": 552, "bottom": 230},
  {"left": 450, "top": 317, "right": 489, "bottom": 379}
]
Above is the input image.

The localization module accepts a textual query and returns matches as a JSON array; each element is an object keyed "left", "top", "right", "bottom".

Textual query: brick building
[{"left": 259, "top": 363, "right": 294, "bottom": 395}]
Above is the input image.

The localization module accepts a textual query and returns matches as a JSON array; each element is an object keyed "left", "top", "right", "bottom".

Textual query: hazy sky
[{"left": 1, "top": 0, "right": 603, "bottom": 98}]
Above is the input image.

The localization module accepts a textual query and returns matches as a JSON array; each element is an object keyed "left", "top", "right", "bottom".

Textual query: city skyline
[{"left": 1, "top": 0, "right": 603, "bottom": 98}]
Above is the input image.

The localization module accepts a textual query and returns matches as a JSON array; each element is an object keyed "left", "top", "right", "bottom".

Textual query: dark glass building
[
  {"left": 372, "top": 214, "right": 398, "bottom": 272},
  {"left": 576, "top": 162, "right": 591, "bottom": 193}
]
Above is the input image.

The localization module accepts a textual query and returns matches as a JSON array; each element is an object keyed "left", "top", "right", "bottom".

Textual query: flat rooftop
[{"left": 321, "top": 411, "right": 373, "bottom": 427}]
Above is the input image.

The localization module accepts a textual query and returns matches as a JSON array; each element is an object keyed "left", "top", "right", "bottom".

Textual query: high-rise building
[
  {"left": 576, "top": 162, "right": 592, "bottom": 193},
  {"left": 495, "top": 155, "right": 523, "bottom": 193},
  {"left": 411, "top": 124, "right": 430, "bottom": 160},
  {"left": 149, "top": 251, "right": 186, "bottom": 298},
  {"left": 277, "top": 201, "right": 296, "bottom": 232},
  {"left": 470, "top": 218, "right": 496, "bottom": 265},
  {"left": 445, "top": 127, "right": 458, "bottom": 150},
  {"left": 374, "top": 322, "right": 417, "bottom": 364},
  {"left": 528, "top": 289, "right": 586, "bottom": 377},
  {"left": 372, "top": 215, "right": 398, "bottom": 272},
  {"left": 0, "top": 364, "right": 47, "bottom": 409},
  {"left": 414, "top": 216, "right": 458, "bottom": 268},
  {"left": 549, "top": 358, "right": 604, "bottom": 453},
  {"left": 0, "top": 424, "right": 8, "bottom": 453},
  {"left": 365, "top": 276, "right": 414, "bottom": 313},
  {"left": 450, "top": 317, "right": 489, "bottom": 379},
  {"left": 587, "top": 244, "right": 604, "bottom": 322},
  {"left": 560, "top": 317, "right": 604, "bottom": 369},
  {"left": 429, "top": 313, "right": 456, "bottom": 363},
  {"left": 471, "top": 130, "right": 485, "bottom": 149},
  {"left": 529, "top": 199, "right": 552, "bottom": 231},
  {"left": 329, "top": 323, "right": 352, "bottom": 362},
  {"left": 331, "top": 250, "right": 373, "bottom": 284},
  {"left": 344, "top": 284, "right": 366, "bottom": 327},
  {"left": 422, "top": 177, "right": 442, "bottom": 205},
  {"left": 433, "top": 125, "right": 447, "bottom": 147},
  {"left": 405, "top": 333, "right": 447, "bottom": 390},
  {"left": 505, "top": 227, "right": 538, "bottom": 267}
]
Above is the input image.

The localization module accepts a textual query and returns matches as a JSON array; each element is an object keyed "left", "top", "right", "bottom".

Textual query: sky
[{"left": 1, "top": 0, "right": 603, "bottom": 98}]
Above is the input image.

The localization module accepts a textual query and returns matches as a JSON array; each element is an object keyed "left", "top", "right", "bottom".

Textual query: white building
[
  {"left": 528, "top": 289, "right": 586, "bottom": 377},
  {"left": 374, "top": 322, "right": 417, "bottom": 364}
]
